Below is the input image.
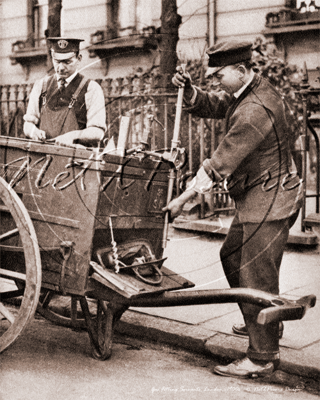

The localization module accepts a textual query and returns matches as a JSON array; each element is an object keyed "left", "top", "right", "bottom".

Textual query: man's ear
[
  {"left": 77, "top": 54, "right": 82, "bottom": 62},
  {"left": 236, "top": 65, "right": 246, "bottom": 77}
]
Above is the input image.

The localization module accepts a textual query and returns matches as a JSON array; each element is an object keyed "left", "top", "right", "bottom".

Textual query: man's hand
[
  {"left": 162, "top": 197, "right": 185, "bottom": 220},
  {"left": 172, "top": 66, "right": 192, "bottom": 88},
  {"left": 162, "top": 188, "right": 197, "bottom": 220},
  {"left": 24, "top": 123, "right": 46, "bottom": 141},
  {"left": 172, "top": 66, "right": 194, "bottom": 100},
  {"left": 31, "top": 127, "right": 46, "bottom": 141},
  {"left": 54, "top": 131, "right": 79, "bottom": 147}
]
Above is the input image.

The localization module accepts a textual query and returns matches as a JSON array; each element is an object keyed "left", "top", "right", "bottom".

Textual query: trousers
[{"left": 220, "top": 211, "right": 299, "bottom": 362}]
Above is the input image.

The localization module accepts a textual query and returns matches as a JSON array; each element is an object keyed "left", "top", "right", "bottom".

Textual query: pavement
[{"left": 113, "top": 208, "right": 320, "bottom": 383}]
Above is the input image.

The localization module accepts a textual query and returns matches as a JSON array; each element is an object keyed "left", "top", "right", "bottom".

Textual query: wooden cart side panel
[
  {"left": 0, "top": 142, "right": 101, "bottom": 294},
  {"left": 0, "top": 138, "right": 174, "bottom": 296}
]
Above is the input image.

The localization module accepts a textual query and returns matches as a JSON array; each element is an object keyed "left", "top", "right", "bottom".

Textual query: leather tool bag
[{"left": 96, "top": 240, "right": 165, "bottom": 285}]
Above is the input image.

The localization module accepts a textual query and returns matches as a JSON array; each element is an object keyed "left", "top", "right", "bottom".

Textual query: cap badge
[{"left": 58, "top": 39, "right": 69, "bottom": 49}]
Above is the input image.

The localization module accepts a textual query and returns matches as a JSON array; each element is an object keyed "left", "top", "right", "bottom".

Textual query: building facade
[{"left": 0, "top": 0, "right": 319, "bottom": 85}]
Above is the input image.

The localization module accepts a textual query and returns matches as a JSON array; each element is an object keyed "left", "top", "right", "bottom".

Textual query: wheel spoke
[
  {"left": 0, "top": 303, "right": 15, "bottom": 324},
  {"left": 1, "top": 289, "right": 25, "bottom": 300},
  {"left": 0, "top": 176, "right": 42, "bottom": 354},
  {"left": 0, "top": 228, "right": 19, "bottom": 243},
  {"left": 37, "top": 292, "right": 93, "bottom": 329},
  {"left": 40, "top": 290, "right": 55, "bottom": 309},
  {"left": 71, "top": 297, "right": 78, "bottom": 324},
  {"left": 0, "top": 268, "right": 26, "bottom": 282}
]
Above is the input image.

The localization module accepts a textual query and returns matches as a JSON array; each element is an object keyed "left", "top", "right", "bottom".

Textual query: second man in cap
[{"left": 164, "top": 40, "right": 302, "bottom": 379}]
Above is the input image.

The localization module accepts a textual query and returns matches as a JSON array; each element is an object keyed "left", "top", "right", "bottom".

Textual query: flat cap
[
  {"left": 47, "top": 37, "right": 84, "bottom": 60},
  {"left": 206, "top": 40, "right": 252, "bottom": 68}
]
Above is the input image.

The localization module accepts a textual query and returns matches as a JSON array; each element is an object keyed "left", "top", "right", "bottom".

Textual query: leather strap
[{"left": 68, "top": 77, "right": 89, "bottom": 109}]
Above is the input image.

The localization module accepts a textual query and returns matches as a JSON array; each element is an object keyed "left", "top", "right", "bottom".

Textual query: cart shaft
[{"left": 129, "top": 288, "right": 316, "bottom": 325}]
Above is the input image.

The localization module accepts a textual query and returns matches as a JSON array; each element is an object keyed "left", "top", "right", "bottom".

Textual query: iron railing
[{"left": 3, "top": 78, "right": 319, "bottom": 222}]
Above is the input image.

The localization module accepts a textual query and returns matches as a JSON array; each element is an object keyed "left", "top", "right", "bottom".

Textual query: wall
[
  {"left": 0, "top": 0, "right": 319, "bottom": 85},
  {"left": 0, "top": 1, "right": 29, "bottom": 84},
  {"left": 176, "top": 0, "right": 285, "bottom": 63},
  {"left": 0, "top": 0, "right": 162, "bottom": 84},
  {"left": 60, "top": 0, "right": 108, "bottom": 80}
]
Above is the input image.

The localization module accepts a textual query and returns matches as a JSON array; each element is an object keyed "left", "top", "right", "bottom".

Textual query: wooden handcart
[{"left": 0, "top": 135, "right": 316, "bottom": 360}]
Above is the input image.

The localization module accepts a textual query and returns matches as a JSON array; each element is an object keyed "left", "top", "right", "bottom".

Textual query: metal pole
[
  {"left": 162, "top": 67, "right": 186, "bottom": 248},
  {"left": 188, "top": 114, "right": 193, "bottom": 173},
  {"left": 199, "top": 119, "right": 205, "bottom": 218},
  {"left": 300, "top": 62, "right": 310, "bottom": 232}
]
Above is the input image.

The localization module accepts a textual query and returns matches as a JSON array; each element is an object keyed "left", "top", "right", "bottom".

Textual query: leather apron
[
  {"left": 40, "top": 103, "right": 79, "bottom": 139},
  {"left": 39, "top": 76, "right": 88, "bottom": 139}
]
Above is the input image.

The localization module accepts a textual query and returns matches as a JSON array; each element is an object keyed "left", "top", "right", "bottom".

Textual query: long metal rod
[
  {"left": 300, "top": 63, "right": 309, "bottom": 231},
  {"left": 162, "top": 69, "right": 186, "bottom": 249},
  {"left": 171, "top": 85, "right": 185, "bottom": 150},
  {"left": 307, "top": 120, "right": 320, "bottom": 213},
  {"left": 199, "top": 119, "right": 205, "bottom": 219}
]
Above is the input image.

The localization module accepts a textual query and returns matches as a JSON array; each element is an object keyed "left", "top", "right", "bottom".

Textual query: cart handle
[
  {"left": 257, "top": 294, "right": 316, "bottom": 325},
  {"left": 128, "top": 289, "right": 316, "bottom": 326}
]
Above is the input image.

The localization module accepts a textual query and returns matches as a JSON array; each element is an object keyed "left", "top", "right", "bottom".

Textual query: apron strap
[
  {"left": 56, "top": 76, "right": 89, "bottom": 135},
  {"left": 68, "top": 77, "right": 89, "bottom": 109},
  {"left": 40, "top": 76, "right": 49, "bottom": 108}
]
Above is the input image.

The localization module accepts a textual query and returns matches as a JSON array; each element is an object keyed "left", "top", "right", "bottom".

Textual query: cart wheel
[
  {"left": 37, "top": 291, "right": 90, "bottom": 329},
  {"left": 91, "top": 300, "right": 114, "bottom": 360},
  {"left": 79, "top": 298, "right": 128, "bottom": 361},
  {"left": 0, "top": 177, "right": 42, "bottom": 353}
]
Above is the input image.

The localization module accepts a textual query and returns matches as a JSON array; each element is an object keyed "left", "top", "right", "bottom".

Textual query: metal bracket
[{"left": 59, "top": 241, "right": 74, "bottom": 295}]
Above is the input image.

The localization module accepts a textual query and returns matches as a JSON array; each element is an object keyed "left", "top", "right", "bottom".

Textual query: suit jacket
[{"left": 185, "top": 74, "right": 303, "bottom": 223}]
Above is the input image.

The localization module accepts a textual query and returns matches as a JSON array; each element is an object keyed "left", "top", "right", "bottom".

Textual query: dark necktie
[{"left": 58, "top": 78, "right": 66, "bottom": 92}]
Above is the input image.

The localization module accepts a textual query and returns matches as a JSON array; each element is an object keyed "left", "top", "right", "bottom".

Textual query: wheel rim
[
  {"left": 0, "top": 177, "right": 42, "bottom": 352},
  {"left": 37, "top": 290, "right": 92, "bottom": 329}
]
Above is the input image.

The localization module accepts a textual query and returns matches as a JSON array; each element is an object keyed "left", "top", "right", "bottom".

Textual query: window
[
  {"left": 90, "top": 0, "right": 157, "bottom": 60},
  {"left": 10, "top": 0, "right": 48, "bottom": 71},
  {"left": 28, "top": 0, "right": 48, "bottom": 48},
  {"left": 118, "top": 0, "right": 153, "bottom": 37}
]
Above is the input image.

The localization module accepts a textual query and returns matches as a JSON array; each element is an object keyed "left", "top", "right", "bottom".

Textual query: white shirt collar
[
  {"left": 56, "top": 70, "right": 78, "bottom": 86},
  {"left": 234, "top": 70, "right": 254, "bottom": 98}
]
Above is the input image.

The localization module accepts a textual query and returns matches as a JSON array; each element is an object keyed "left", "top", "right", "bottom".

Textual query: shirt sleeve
[
  {"left": 85, "top": 80, "right": 107, "bottom": 131},
  {"left": 188, "top": 166, "right": 215, "bottom": 194},
  {"left": 23, "top": 79, "right": 43, "bottom": 125}
]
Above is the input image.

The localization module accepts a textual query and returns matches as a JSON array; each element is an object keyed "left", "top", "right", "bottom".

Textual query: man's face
[
  {"left": 52, "top": 53, "right": 81, "bottom": 80},
  {"left": 212, "top": 65, "right": 244, "bottom": 94}
]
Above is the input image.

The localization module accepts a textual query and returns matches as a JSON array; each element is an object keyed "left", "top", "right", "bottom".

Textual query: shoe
[
  {"left": 232, "top": 322, "right": 284, "bottom": 339},
  {"left": 213, "top": 357, "right": 274, "bottom": 379}
]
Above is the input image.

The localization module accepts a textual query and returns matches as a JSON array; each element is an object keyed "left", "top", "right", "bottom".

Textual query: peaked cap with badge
[
  {"left": 206, "top": 40, "right": 253, "bottom": 76},
  {"left": 47, "top": 37, "right": 84, "bottom": 60}
]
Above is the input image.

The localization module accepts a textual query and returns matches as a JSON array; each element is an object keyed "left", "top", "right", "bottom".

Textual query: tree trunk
[
  {"left": 160, "top": 0, "right": 181, "bottom": 90},
  {"left": 46, "top": 0, "right": 62, "bottom": 72}
]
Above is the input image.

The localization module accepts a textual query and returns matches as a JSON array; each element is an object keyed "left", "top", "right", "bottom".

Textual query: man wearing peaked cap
[
  {"left": 205, "top": 40, "right": 253, "bottom": 77},
  {"left": 48, "top": 37, "right": 84, "bottom": 59},
  {"left": 207, "top": 40, "right": 253, "bottom": 66},
  {"left": 164, "top": 40, "right": 303, "bottom": 379},
  {"left": 23, "top": 37, "right": 106, "bottom": 147}
]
